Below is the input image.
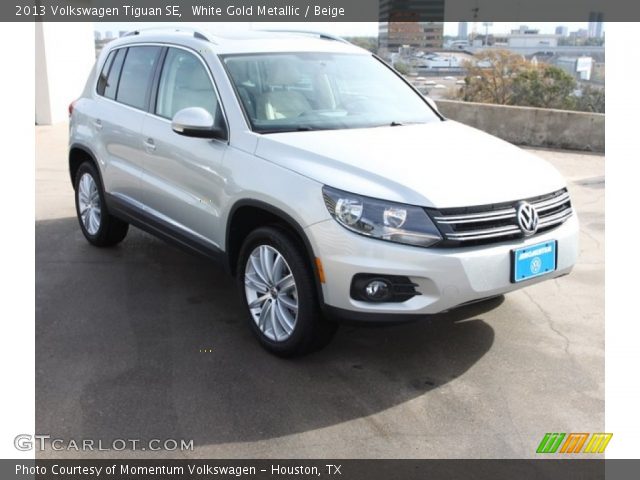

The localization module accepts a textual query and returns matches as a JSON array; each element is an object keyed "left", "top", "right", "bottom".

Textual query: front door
[{"left": 140, "top": 47, "right": 228, "bottom": 249}]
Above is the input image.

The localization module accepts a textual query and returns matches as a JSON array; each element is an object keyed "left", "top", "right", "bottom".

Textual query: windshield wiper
[
  {"left": 388, "top": 121, "right": 428, "bottom": 127},
  {"left": 258, "top": 126, "right": 319, "bottom": 134}
]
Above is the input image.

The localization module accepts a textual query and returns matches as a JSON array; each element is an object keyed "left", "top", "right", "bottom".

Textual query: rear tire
[
  {"left": 74, "top": 162, "right": 128, "bottom": 247},
  {"left": 237, "top": 226, "right": 337, "bottom": 357}
]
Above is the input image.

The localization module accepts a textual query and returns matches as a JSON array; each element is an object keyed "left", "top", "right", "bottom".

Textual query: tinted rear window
[
  {"left": 96, "top": 50, "right": 115, "bottom": 96},
  {"left": 115, "top": 46, "right": 161, "bottom": 110},
  {"left": 103, "top": 49, "right": 126, "bottom": 100}
]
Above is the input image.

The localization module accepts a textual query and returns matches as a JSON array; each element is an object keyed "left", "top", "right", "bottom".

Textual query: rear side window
[
  {"left": 96, "top": 48, "right": 126, "bottom": 100},
  {"left": 116, "top": 46, "right": 162, "bottom": 110},
  {"left": 96, "top": 50, "right": 115, "bottom": 95}
]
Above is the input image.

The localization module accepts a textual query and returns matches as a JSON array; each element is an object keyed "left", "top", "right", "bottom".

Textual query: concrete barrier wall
[{"left": 434, "top": 99, "right": 605, "bottom": 152}]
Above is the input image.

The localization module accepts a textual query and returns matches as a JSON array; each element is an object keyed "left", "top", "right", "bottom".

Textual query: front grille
[{"left": 428, "top": 188, "right": 573, "bottom": 247}]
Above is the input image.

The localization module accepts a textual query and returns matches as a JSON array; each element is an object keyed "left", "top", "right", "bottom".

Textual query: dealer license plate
[{"left": 512, "top": 241, "right": 557, "bottom": 283}]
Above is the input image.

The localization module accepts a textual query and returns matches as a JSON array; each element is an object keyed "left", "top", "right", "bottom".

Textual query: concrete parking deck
[{"left": 35, "top": 122, "right": 604, "bottom": 459}]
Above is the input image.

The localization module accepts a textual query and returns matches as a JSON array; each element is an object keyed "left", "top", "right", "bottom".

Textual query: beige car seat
[{"left": 256, "top": 60, "right": 312, "bottom": 120}]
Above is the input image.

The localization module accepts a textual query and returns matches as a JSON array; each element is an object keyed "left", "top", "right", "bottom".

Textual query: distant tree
[
  {"left": 511, "top": 65, "right": 577, "bottom": 110},
  {"left": 558, "top": 36, "right": 604, "bottom": 47},
  {"left": 393, "top": 61, "right": 411, "bottom": 76},
  {"left": 574, "top": 85, "right": 605, "bottom": 113},
  {"left": 584, "top": 37, "right": 605, "bottom": 46},
  {"left": 459, "top": 50, "right": 529, "bottom": 104},
  {"left": 457, "top": 50, "right": 586, "bottom": 111}
]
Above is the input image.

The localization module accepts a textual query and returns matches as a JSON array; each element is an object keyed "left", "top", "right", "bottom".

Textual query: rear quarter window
[
  {"left": 99, "top": 48, "right": 126, "bottom": 100},
  {"left": 96, "top": 50, "right": 115, "bottom": 96}
]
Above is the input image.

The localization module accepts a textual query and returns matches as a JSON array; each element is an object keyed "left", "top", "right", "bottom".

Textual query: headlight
[{"left": 322, "top": 186, "right": 442, "bottom": 247}]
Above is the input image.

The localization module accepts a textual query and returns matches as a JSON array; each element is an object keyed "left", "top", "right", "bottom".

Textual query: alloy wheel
[
  {"left": 244, "top": 245, "right": 299, "bottom": 342},
  {"left": 77, "top": 173, "right": 101, "bottom": 235}
]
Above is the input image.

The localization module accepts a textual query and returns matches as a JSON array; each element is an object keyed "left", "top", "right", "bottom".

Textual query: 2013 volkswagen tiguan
[{"left": 68, "top": 28, "right": 578, "bottom": 356}]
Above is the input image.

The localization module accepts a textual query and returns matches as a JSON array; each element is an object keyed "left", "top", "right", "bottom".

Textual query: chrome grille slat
[
  {"left": 532, "top": 192, "right": 571, "bottom": 211},
  {"left": 538, "top": 208, "right": 573, "bottom": 227},
  {"left": 447, "top": 225, "right": 521, "bottom": 239},
  {"left": 429, "top": 189, "right": 573, "bottom": 246},
  {"left": 434, "top": 211, "right": 516, "bottom": 224}
]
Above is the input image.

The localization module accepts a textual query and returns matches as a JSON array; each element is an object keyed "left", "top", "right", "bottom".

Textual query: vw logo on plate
[
  {"left": 516, "top": 201, "right": 539, "bottom": 236},
  {"left": 530, "top": 257, "right": 542, "bottom": 274}
]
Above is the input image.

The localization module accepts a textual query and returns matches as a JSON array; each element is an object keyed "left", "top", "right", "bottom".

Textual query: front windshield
[{"left": 222, "top": 52, "right": 440, "bottom": 133}]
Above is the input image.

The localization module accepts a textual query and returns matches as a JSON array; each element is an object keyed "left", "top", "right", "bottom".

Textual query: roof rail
[
  {"left": 124, "top": 27, "right": 215, "bottom": 43},
  {"left": 257, "top": 29, "right": 351, "bottom": 45}
]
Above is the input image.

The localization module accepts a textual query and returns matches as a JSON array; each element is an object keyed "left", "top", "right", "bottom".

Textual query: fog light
[
  {"left": 365, "top": 280, "right": 391, "bottom": 300},
  {"left": 350, "top": 274, "right": 420, "bottom": 303}
]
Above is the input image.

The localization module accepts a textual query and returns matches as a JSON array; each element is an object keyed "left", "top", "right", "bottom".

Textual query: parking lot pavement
[{"left": 35, "top": 123, "right": 604, "bottom": 459}]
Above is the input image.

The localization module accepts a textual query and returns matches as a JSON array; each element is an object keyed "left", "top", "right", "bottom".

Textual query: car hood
[{"left": 254, "top": 120, "right": 566, "bottom": 208}]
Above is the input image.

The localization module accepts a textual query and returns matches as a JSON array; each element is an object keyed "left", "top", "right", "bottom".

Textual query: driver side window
[{"left": 156, "top": 48, "right": 219, "bottom": 120}]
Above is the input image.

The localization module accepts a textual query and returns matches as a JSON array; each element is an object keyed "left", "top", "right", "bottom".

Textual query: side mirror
[
  {"left": 424, "top": 96, "right": 440, "bottom": 113},
  {"left": 171, "top": 107, "right": 226, "bottom": 139}
]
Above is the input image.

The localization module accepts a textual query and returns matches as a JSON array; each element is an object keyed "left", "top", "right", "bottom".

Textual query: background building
[
  {"left": 588, "top": 12, "right": 604, "bottom": 38},
  {"left": 572, "top": 29, "right": 589, "bottom": 39},
  {"left": 511, "top": 25, "right": 538, "bottom": 35},
  {"left": 508, "top": 32, "right": 559, "bottom": 48},
  {"left": 557, "top": 56, "right": 594, "bottom": 81},
  {"left": 378, "top": 22, "right": 444, "bottom": 52},
  {"left": 378, "top": 0, "right": 444, "bottom": 53},
  {"left": 458, "top": 22, "right": 468, "bottom": 40}
]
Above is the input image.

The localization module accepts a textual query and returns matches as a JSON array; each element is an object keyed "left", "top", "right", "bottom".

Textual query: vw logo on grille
[{"left": 516, "top": 201, "right": 539, "bottom": 236}]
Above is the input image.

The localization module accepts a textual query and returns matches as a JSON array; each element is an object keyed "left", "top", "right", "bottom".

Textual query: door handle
[
  {"left": 143, "top": 138, "right": 156, "bottom": 152},
  {"left": 93, "top": 119, "right": 102, "bottom": 130}
]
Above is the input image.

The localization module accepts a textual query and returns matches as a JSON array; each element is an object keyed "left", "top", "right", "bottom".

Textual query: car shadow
[{"left": 36, "top": 217, "right": 497, "bottom": 449}]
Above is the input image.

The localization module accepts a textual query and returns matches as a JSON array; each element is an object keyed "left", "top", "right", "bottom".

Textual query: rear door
[
  {"left": 93, "top": 45, "right": 162, "bottom": 204},
  {"left": 140, "top": 46, "right": 228, "bottom": 248}
]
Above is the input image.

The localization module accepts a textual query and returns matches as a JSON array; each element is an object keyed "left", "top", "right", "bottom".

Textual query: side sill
[{"left": 105, "top": 193, "right": 229, "bottom": 270}]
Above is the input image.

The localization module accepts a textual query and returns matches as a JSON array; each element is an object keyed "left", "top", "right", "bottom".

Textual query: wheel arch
[
  {"left": 226, "top": 199, "right": 324, "bottom": 304},
  {"left": 69, "top": 143, "right": 102, "bottom": 189}
]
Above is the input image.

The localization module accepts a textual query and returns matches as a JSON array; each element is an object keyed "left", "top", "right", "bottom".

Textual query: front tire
[
  {"left": 237, "top": 226, "right": 337, "bottom": 357},
  {"left": 74, "top": 162, "right": 128, "bottom": 247}
]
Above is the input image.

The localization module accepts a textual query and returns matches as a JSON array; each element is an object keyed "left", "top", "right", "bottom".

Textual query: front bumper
[{"left": 306, "top": 214, "right": 579, "bottom": 319}]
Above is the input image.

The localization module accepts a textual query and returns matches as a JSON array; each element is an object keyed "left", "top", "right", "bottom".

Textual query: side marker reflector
[{"left": 315, "top": 258, "right": 326, "bottom": 283}]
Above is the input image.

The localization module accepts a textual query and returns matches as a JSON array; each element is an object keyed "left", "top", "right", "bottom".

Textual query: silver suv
[{"left": 69, "top": 28, "right": 578, "bottom": 356}]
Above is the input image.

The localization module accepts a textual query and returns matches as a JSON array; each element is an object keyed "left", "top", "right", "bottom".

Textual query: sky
[{"left": 95, "top": 22, "right": 596, "bottom": 38}]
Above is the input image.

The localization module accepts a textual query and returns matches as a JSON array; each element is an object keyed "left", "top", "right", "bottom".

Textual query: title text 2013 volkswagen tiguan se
[{"left": 68, "top": 28, "right": 578, "bottom": 356}]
